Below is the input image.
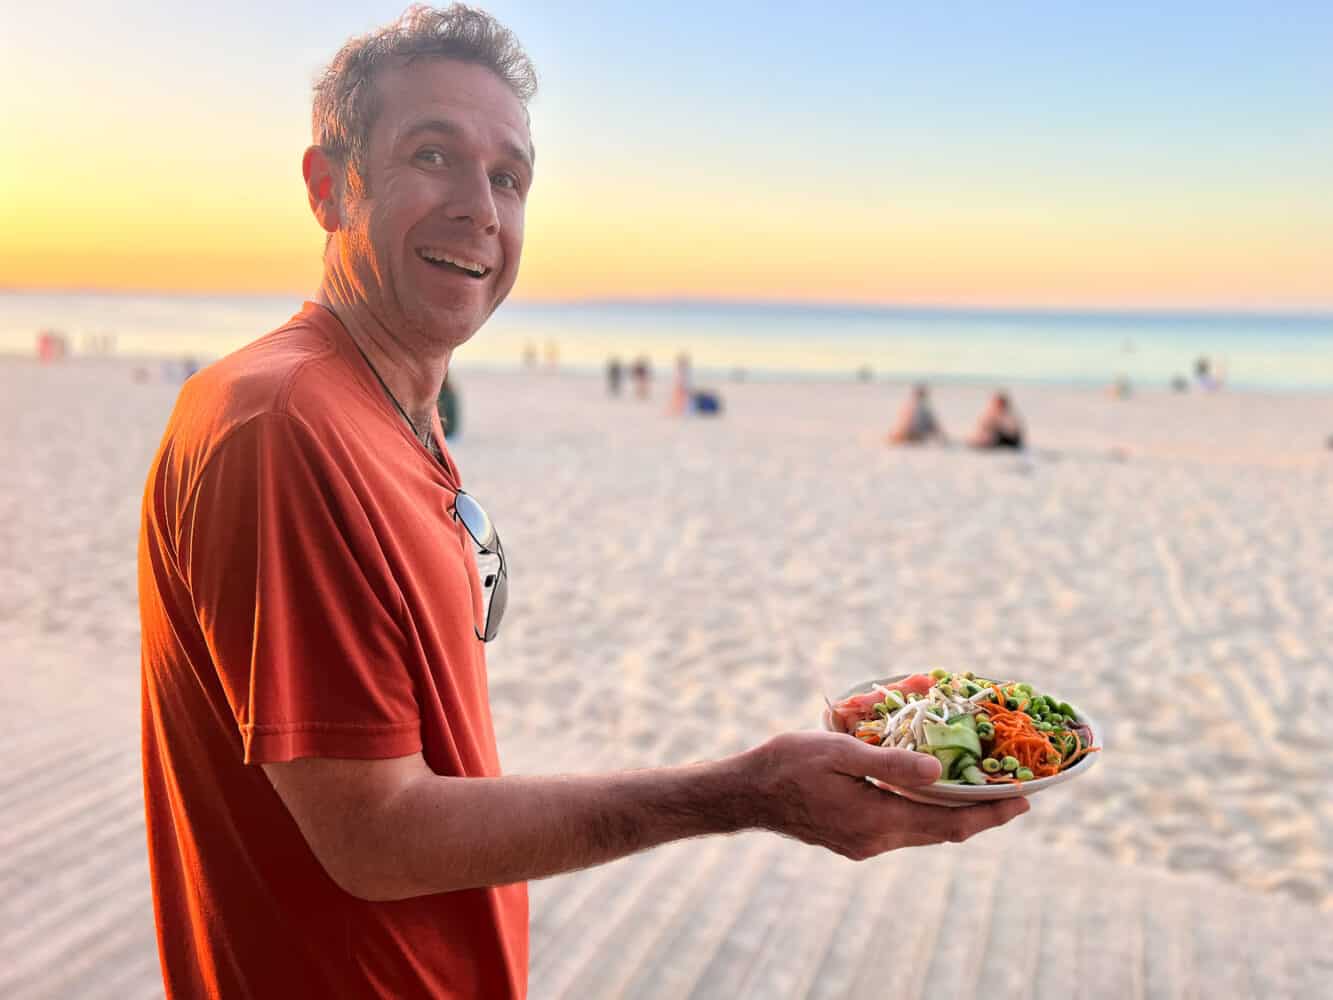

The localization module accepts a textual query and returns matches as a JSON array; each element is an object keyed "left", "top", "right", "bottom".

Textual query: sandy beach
[{"left": 2, "top": 356, "right": 1330, "bottom": 998}]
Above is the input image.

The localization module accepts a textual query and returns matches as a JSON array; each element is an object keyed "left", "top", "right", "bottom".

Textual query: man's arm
[{"left": 263, "top": 732, "right": 1028, "bottom": 901}]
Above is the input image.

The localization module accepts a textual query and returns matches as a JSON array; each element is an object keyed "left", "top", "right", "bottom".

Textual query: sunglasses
[{"left": 452, "top": 490, "right": 509, "bottom": 643}]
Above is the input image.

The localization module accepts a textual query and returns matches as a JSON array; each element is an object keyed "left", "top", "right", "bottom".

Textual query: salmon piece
[{"left": 830, "top": 673, "right": 934, "bottom": 732}]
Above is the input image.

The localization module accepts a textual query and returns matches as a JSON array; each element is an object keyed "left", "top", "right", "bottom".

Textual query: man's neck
[{"left": 316, "top": 281, "right": 450, "bottom": 434}]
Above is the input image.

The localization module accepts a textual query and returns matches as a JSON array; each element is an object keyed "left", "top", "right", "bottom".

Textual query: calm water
[{"left": 3, "top": 290, "right": 1331, "bottom": 390}]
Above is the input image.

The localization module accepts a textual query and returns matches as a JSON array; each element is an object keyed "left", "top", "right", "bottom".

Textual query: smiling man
[{"left": 137, "top": 6, "right": 1027, "bottom": 998}]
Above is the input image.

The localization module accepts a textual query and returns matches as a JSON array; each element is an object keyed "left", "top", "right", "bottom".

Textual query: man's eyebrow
[
  {"left": 402, "top": 118, "right": 462, "bottom": 142},
  {"left": 503, "top": 139, "right": 535, "bottom": 175},
  {"left": 401, "top": 118, "right": 534, "bottom": 174}
]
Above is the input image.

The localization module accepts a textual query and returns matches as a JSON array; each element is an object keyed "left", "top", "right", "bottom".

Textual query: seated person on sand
[
  {"left": 968, "top": 391, "right": 1025, "bottom": 450},
  {"left": 886, "top": 383, "right": 946, "bottom": 445}
]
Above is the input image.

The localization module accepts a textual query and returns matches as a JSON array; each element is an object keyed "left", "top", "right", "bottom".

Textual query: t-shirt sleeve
[{"left": 180, "top": 412, "right": 422, "bottom": 764}]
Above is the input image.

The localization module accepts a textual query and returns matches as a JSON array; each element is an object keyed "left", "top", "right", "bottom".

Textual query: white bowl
[{"left": 821, "top": 674, "right": 1100, "bottom": 806}]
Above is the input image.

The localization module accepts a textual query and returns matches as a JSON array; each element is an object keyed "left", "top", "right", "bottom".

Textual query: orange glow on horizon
[{"left": 4, "top": 145, "right": 1330, "bottom": 312}]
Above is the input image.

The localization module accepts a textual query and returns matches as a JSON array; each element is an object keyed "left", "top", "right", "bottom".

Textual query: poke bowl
[{"left": 822, "top": 670, "right": 1101, "bottom": 805}]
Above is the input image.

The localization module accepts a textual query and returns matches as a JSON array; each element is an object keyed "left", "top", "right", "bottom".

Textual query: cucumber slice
[{"left": 960, "top": 764, "right": 988, "bottom": 786}]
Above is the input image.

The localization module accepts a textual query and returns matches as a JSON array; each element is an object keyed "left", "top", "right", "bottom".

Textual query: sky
[{"left": 2, "top": 0, "right": 1331, "bottom": 311}]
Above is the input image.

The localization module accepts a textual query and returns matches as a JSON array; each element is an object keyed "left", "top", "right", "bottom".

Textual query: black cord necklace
[{"left": 346, "top": 333, "right": 439, "bottom": 454}]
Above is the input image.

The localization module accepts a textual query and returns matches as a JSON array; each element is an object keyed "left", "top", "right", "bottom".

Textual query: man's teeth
[{"left": 418, "top": 249, "right": 488, "bottom": 275}]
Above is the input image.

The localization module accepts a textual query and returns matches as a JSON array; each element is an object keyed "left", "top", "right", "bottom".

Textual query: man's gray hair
[{"left": 313, "top": 4, "right": 537, "bottom": 190}]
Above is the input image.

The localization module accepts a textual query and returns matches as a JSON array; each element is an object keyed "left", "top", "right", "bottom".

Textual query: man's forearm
[{"left": 357, "top": 751, "right": 764, "bottom": 900}]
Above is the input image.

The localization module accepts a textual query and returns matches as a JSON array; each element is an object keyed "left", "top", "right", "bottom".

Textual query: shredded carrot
[{"left": 980, "top": 685, "right": 1064, "bottom": 780}]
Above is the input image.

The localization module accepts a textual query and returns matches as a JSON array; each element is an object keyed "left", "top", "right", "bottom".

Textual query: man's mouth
[{"left": 416, "top": 248, "right": 492, "bottom": 279}]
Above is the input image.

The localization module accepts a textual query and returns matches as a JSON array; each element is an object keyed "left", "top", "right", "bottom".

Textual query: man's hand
[{"left": 743, "top": 731, "right": 1029, "bottom": 860}]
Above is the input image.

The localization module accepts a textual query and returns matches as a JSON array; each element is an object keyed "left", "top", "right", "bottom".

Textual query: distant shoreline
[
  {"left": 3, "top": 286, "right": 1331, "bottom": 325},
  {"left": 5, "top": 289, "right": 1332, "bottom": 392},
  {"left": 5, "top": 351, "right": 1333, "bottom": 398}
]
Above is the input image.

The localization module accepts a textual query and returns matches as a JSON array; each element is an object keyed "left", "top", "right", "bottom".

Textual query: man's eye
[
  {"left": 491, "top": 172, "right": 518, "bottom": 190},
  {"left": 415, "top": 149, "right": 446, "bottom": 167}
]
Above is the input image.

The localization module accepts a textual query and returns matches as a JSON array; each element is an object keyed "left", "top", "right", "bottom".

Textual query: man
[{"left": 138, "top": 6, "right": 1027, "bottom": 997}]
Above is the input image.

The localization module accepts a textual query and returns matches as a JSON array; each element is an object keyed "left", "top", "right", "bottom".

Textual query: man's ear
[{"left": 303, "top": 146, "right": 341, "bottom": 234}]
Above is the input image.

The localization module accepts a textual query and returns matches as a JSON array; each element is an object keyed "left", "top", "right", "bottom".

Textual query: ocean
[{"left": 2, "top": 290, "right": 1331, "bottom": 391}]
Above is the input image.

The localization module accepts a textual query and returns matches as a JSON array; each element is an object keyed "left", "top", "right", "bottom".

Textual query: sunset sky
[{"left": 3, "top": 1, "right": 1331, "bottom": 311}]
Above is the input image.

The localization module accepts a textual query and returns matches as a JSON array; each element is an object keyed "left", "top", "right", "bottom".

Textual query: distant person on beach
[
  {"left": 968, "top": 391, "right": 1025, "bottom": 450},
  {"left": 1195, "top": 356, "right": 1224, "bottom": 392},
  {"left": 668, "top": 353, "right": 694, "bottom": 414},
  {"left": 886, "top": 383, "right": 946, "bottom": 445},
  {"left": 606, "top": 355, "right": 624, "bottom": 396},
  {"left": 35, "top": 329, "right": 68, "bottom": 362},
  {"left": 437, "top": 371, "right": 460, "bottom": 438},
  {"left": 668, "top": 353, "right": 723, "bottom": 416},
  {"left": 137, "top": 7, "right": 1026, "bottom": 998},
  {"left": 630, "top": 355, "right": 653, "bottom": 398}
]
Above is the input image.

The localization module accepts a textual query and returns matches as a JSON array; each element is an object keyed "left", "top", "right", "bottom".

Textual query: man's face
[{"left": 336, "top": 58, "right": 533, "bottom": 348}]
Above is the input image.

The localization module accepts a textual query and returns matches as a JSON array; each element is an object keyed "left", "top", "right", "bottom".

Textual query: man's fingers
[
  {"left": 839, "top": 742, "right": 941, "bottom": 787},
  {"left": 922, "top": 796, "right": 1030, "bottom": 841},
  {"left": 874, "top": 787, "right": 1031, "bottom": 832}
]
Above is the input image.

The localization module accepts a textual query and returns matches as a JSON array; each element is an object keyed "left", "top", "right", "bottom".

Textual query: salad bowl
[{"left": 822, "top": 673, "right": 1101, "bottom": 805}]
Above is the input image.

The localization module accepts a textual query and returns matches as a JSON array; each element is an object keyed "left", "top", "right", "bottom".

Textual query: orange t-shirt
[{"left": 138, "top": 303, "right": 528, "bottom": 998}]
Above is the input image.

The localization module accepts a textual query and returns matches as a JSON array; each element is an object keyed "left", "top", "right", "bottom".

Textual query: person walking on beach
[
  {"left": 137, "top": 6, "right": 1028, "bottom": 998},
  {"left": 605, "top": 354, "right": 624, "bottom": 395},
  {"left": 630, "top": 354, "right": 653, "bottom": 397},
  {"left": 668, "top": 351, "right": 694, "bottom": 414}
]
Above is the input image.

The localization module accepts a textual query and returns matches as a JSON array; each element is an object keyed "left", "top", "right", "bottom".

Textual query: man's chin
[{"left": 411, "top": 302, "right": 488, "bottom": 350}]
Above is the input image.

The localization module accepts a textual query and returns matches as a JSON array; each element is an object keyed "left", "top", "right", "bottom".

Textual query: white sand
[{"left": 2, "top": 356, "right": 1330, "bottom": 997}]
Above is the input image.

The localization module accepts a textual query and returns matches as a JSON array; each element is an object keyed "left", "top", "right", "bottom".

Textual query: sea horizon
[{"left": 3, "top": 288, "right": 1332, "bottom": 391}]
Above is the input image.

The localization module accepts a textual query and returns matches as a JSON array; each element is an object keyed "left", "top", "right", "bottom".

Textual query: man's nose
[{"left": 445, "top": 167, "right": 500, "bottom": 236}]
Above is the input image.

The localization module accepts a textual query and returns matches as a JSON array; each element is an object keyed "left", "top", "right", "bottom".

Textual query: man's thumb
[{"left": 857, "top": 744, "right": 941, "bottom": 786}]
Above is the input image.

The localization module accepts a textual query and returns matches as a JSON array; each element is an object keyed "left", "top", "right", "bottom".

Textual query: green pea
[
  {"left": 1015, "top": 767, "right": 1034, "bottom": 781},
  {"left": 1058, "top": 702, "right": 1075, "bottom": 716},
  {"left": 982, "top": 757, "right": 1001, "bottom": 773},
  {"left": 1006, "top": 697, "right": 1020, "bottom": 710},
  {"left": 930, "top": 668, "right": 949, "bottom": 680},
  {"left": 977, "top": 724, "right": 995, "bottom": 740},
  {"left": 1001, "top": 756, "right": 1019, "bottom": 772},
  {"left": 963, "top": 671, "right": 976, "bottom": 680}
]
